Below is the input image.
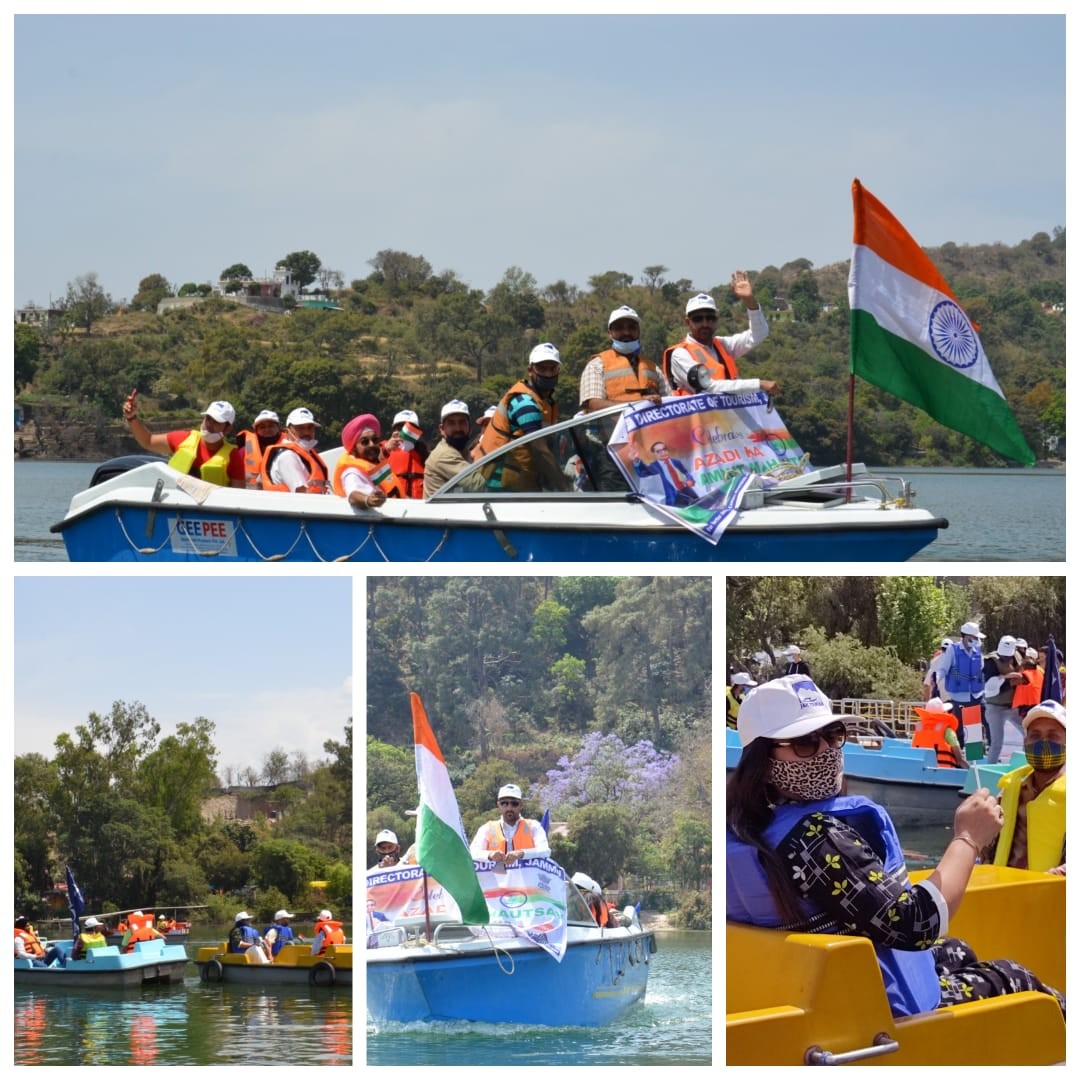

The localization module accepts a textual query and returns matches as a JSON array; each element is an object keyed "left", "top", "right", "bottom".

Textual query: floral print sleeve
[{"left": 777, "top": 811, "right": 943, "bottom": 949}]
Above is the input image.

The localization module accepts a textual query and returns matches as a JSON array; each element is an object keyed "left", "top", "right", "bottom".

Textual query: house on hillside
[
  {"left": 200, "top": 786, "right": 291, "bottom": 825},
  {"left": 15, "top": 305, "right": 63, "bottom": 330},
  {"left": 213, "top": 267, "right": 300, "bottom": 300}
]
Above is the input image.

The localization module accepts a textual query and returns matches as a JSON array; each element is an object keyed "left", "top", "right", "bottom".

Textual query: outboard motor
[{"left": 90, "top": 454, "right": 162, "bottom": 487}]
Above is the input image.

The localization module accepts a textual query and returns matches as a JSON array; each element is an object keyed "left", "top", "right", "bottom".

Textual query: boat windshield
[
  {"left": 432, "top": 407, "right": 633, "bottom": 499},
  {"left": 566, "top": 880, "right": 601, "bottom": 926}
]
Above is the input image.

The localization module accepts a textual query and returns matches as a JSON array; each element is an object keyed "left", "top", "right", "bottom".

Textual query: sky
[
  {"left": 12, "top": 576, "right": 354, "bottom": 781},
  {"left": 11, "top": 8, "right": 1065, "bottom": 309}
]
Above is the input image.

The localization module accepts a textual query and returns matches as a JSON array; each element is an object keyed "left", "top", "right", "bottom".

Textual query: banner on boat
[
  {"left": 366, "top": 857, "right": 568, "bottom": 961},
  {"left": 607, "top": 393, "right": 813, "bottom": 543}
]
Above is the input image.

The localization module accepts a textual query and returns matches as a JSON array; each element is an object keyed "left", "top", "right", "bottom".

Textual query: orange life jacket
[
  {"left": 124, "top": 912, "right": 158, "bottom": 951},
  {"left": 386, "top": 445, "right": 426, "bottom": 498},
  {"left": 14, "top": 927, "right": 46, "bottom": 957},
  {"left": 588, "top": 897, "right": 610, "bottom": 927},
  {"left": 911, "top": 711, "right": 959, "bottom": 767},
  {"left": 478, "top": 818, "right": 536, "bottom": 855},
  {"left": 661, "top": 337, "right": 740, "bottom": 394},
  {"left": 1012, "top": 668, "right": 1044, "bottom": 712},
  {"left": 239, "top": 429, "right": 283, "bottom": 489},
  {"left": 478, "top": 381, "right": 558, "bottom": 458},
  {"left": 316, "top": 920, "right": 346, "bottom": 953},
  {"left": 331, "top": 453, "right": 399, "bottom": 498},
  {"left": 590, "top": 348, "right": 662, "bottom": 402},
  {"left": 260, "top": 442, "right": 329, "bottom": 493}
]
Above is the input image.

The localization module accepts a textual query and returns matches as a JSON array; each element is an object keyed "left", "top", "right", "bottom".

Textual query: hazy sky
[
  {"left": 12, "top": 9, "right": 1064, "bottom": 308},
  {"left": 13, "top": 576, "right": 354, "bottom": 780}
]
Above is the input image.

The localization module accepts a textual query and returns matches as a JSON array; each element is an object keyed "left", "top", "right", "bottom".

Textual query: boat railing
[
  {"left": 837, "top": 699, "right": 923, "bottom": 738},
  {"left": 762, "top": 472, "right": 914, "bottom": 510},
  {"left": 369, "top": 925, "right": 407, "bottom": 948}
]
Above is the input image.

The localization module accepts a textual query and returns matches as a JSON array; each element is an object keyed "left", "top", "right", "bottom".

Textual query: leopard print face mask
[{"left": 768, "top": 745, "right": 844, "bottom": 802}]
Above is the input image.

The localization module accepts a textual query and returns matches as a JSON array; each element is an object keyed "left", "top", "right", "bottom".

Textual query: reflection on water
[{"left": 14, "top": 979, "right": 352, "bottom": 1066}]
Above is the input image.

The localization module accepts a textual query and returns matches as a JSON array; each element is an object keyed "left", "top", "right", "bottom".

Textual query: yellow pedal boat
[
  {"left": 727, "top": 865, "right": 1064, "bottom": 1065},
  {"left": 194, "top": 942, "right": 352, "bottom": 987}
]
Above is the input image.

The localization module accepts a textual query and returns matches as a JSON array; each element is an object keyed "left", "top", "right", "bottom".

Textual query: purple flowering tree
[{"left": 533, "top": 732, "right": 680, "bottom": 816}]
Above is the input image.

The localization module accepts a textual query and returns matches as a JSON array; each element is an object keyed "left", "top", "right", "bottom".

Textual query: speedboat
[
  {"left": 49, "top": 403, "right": 946, "bottom": 563},
  {"left": 367, "top": 888, "right": 656, "bottom": 1027},
  {"left": 13, "top": 937, "right": 188, "bottom": 989},
  {"left": 727, "top": 865, "right": 1065, "bottom": 1065},
  {"left": 193, "top": 942, "right": 351, "bottom": 986}
]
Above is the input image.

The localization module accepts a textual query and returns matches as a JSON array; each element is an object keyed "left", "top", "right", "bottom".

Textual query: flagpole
[
  {"left": 422, "top": 869, "right": 432, "bottom": 941},
  {"left": 845, "top": 373, "right": 855, "bottom": 496}
]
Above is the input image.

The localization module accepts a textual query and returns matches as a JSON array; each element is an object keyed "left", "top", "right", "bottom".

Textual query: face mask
[
  {"left": 446, "top": 432, "right": 471, "bottom": 452},
  {"left": 531, "top": 373, "right": 559, "bottom": 394},
  {"left": 296, "top": 437, "right": 318, "bottom": 451},
  {"left": 1025, "top": 740, "right": 1066, "bottom": 770},
  {"left": 767, "top": 745, "right": 844, "bottom": 802},
  {"left": 201, "top": 427, "right": 224, "bottom": 445},
  {"left": 611, "top": 338, "right": 641, "bottom": 356}
]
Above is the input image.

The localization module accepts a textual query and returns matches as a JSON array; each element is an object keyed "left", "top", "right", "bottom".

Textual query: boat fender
[
  {"left": 309, "top": 960, "right": 336, "bottom": 987},
  {"left": 200, "top": 957, "right": 224, "bottom": 983},
  {"left": 647, "top": 933, "right": 657, "bottom": 954}
]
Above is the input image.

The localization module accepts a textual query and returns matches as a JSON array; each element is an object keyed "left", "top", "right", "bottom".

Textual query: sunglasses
[
  {"left": 498, "top": 799, "right": 521, "bottom": 808},
  {"left": 356, "top": 436, "right": 379, "bottom": 446},
  {"left": 689, "top": 313, "right": 717, "bottom": 324},
  {"left": 772, "top": 722, "right": 847, "bottom": 758}
]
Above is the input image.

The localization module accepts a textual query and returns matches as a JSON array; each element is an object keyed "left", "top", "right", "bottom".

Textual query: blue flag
[
  {"left": 1042, "top": 636, "right": 1063, "bottom": 705},
  {"left": 540, "top": 808, "right": 551, "bottom": 835},
  {"left": 65, "top": 865, "right": 85, "bottom": 942}
]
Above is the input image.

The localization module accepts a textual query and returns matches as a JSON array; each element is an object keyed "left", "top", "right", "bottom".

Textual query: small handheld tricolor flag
[
  {"left": 961, "top": 704, "right": 985, "bottom": 761},
  {"left": 369, "top": 462, "right": 398, "bottom": 494},
  {"left": 398, "top": 421, "right": 422, "bottom": 448}
]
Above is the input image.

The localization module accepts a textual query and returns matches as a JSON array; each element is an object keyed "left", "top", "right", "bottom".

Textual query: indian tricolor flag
[
  {"left": 411, "top": 692, "right": 489, "bottom": 925},
  {"left": 849, "top": 179, "right": 1034, "bottom": 465}
]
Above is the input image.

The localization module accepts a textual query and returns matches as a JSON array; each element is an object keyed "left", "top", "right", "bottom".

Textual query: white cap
[
  {"left": 317, "top": 909, "right": 332, "bottom": 921},
  {"left": 1022, "top": 700, "right": 1066, "bottom": 732},
  {"left": 607, "top": 305, "right": 640, "bottom": 328},
  {"left": 731, "top": 672, "right": 757, "bottom": 687},
  {"left": 286, "top": 407, "right": 320, "bottom": 427},
  {"left": 393, "top": 409, "right": 420, "bottom": 427},
  {"left": 685, "top": 292, "right": 718, "bottom": 315},
  {"left": 253, "top": 409, "right": 280, "bottom": 426},
  {"left": 84, "top": 917, "right": 103, "bottom": 928},
  {"left": 785, "top": 645, "right": 802, "bottom": 657},
  {"left": 132, "top": 911, "right": 144, "bottom": 917},
  {"left": 960, "top": 621, "right": 985, "bottom": 639},
  {"left": 918, "top": 697, "right": 949, "bottom": 714},
  {"left": 528, "top": 342, "right": 561, "bottom": 366},
  {"left": 996, "top": 635, "right": 1018, "bottom": 657},
  {"left": 234, "top": 911, "right": 253, "bottom": 923},
  {"left": 736, "top": 675, "right": 847, "bottom": 748},
  {"left": 375, "top": 829, "right": 399, "bottom": 845},
  {"left": 498, "top": 783, "right": 523, "bottom": 801},
  {"left": 479, "top": 405, "right": 497, "bottom": 423},
  {"left": 440, "top": 399, "right": 470, "bottom": 420},
  {"left": 202, "top": 401, "right": 236, "bottom": 424},
  {"left": 274, "top": 909, "right": 295, "bottom": 921},
  {"left": 1026, "top": 647, "right": 1039, "bottom": 661},
  {"left": 941, "top": 638, "right": 953, "bottom": 648},
  {"left": 1014, "top": 638, "right": 1028, "bottom": 650},
  {"left": 571, "top": 871, "right": 602, "bottom": 895}
]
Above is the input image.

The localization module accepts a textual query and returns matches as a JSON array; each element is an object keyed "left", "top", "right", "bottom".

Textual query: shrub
[{"left": 673, "top": 889, "right": 712, "bottom": 930}]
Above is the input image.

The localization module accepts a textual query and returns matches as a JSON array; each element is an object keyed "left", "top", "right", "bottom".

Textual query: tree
[
  {"left": 249, "top": 838, "right": 323, "bottom": 901},
  {"left": 414, "top": 288, "right": 515, "bottom": 381},
  {"left": 876, "top": 577, "right": 952, "bottom": 664},
  {"left": 642, "top": 265, "right": 669, "bottom": 291},
  {"left": 368, "top": 249, "right": 432, "bottom": 295},
  {"left": 220, "top": 263, "right": 252, "bottom": 281},
  {"left": 276, "top": 250, "right": 322, "bottom": 291},
  {"left": 316, "top": 267, "right": 345, "bottom": 294},
  {"left": 130, "top": 273, "right": 173, "bottom": 312},
  {"left": 788, "top": 272, "right": 821, "bottom": 323},
  {"left": 262, "top": 747, "right": 291, "bottom": 786},
  {"left": 15, "top": 323, "right": 40, "bottom": 391},
  {"left": 588, "top": 270, "right": 634, "bottom": 300},
  {"left": 487, "top": 267, "right": 545, "bottom": 331},
  {"left": 63, "top": 271, "right": 113, "bottom": 333},
  {"left": 565, "top": 802, "right": 638, "bottom": 887}
]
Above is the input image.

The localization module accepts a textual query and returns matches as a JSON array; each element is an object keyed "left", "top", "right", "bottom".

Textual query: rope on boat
[
  {"left": 114, "top": 508, "right": 182, "bottom": 557},
  {"left": 423, "top": 529, "right": 452, "bottom": 562},
  {"left": 238, "top": 518, "right": 307, "bottom": 562},
  {"left": 474, "top": 927, "right": 516, "bottom": 975}
]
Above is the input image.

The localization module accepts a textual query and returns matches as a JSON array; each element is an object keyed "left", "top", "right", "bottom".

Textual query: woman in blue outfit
[{"left": 726, "top": 675, "right": 1064, "bottom": 1017}]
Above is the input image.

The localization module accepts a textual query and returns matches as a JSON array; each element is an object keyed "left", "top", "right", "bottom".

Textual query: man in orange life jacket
[
  {"left": 123, "top": 396, "right": 246, "bottom": 487},
  {"left": 469, "top": 784, "right": 551, "bottom": 864},
  {"left": 911, "top": 697, "right": 969, "bottom": 769},
  {"left": 579, "top": 305, "right": 672, "bottom": 413},
  {"left": 661, "top": 275, "right": 778, "bottom": 399},
  {"left": 262, "top": 407, "right": 329, "bottom": 493},
  {"left": 235, "top": 409, "right": 284, "bottom": 489},
  {"left": 332, "top": 413, "right": 391, "bottom": 511}
]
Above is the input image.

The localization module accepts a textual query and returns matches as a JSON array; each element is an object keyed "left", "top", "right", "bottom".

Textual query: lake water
[
  {"left": 15, "top": 460, "right": 1065, "bottom": 562},
  {"left": 13, "top": 932, "right": 352, "bottom": 1066},
  {"left": 365, "top": 930, "right": 711, "bottom": 1066}
]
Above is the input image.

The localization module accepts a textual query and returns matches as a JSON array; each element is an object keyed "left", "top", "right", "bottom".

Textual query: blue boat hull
[
  {"left": 367, "top": 932, "right": 654, "bottom": 1026},
  {"left": 56, "top": 502, "right": 942, "bottom": 563}
]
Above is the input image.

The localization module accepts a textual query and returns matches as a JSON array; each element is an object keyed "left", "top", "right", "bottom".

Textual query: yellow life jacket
[
  {"left": 78, "top": 931, "right": 107, "bottom": 952},
  {"left": 994, "top": 767, "right": 1066, "bottom": 872},
  {"left": 167, "top": 430, "right": 235, "bottom": 486}
]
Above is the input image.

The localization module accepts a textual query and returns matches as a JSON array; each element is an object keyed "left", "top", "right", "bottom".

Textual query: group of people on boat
[
  {"left": 13, "top": 910, "right": 164, "bottom": 968},
  {"left": 118, "top": 274, "right": 778, "bottom": 504},
  {"left": 727, "top": 674, "right": 1066, "bottom": 1022},
  {"left": 227, "top": 908, "right": 345, "bottom": 963}
]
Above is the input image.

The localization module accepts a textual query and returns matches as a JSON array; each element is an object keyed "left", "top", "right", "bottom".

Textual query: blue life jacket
[
  {"left": 263, "top": 923, "right": 295, "bottom": 956},
  {"left": 726, "top": 794, "right": 940, "bottom": 1018},
  {"left": 943, "top": 642, "right": 985, "bottom": 699}
]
